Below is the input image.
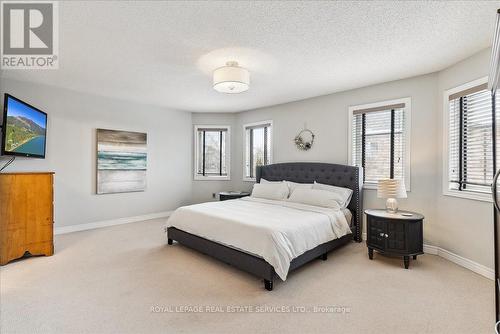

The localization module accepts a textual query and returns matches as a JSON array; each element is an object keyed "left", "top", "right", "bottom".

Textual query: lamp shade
[
  {"left": 213, "top": 61, "right": 249, "bottom": 94},
  {"left": 377, "top": 179, "right": 407, "bottom": 199}
]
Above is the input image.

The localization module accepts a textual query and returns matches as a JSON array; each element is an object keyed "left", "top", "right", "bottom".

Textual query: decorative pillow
[
  {"left": 312, "top": 181, "right": 353, "bottom": 208},
  {"left": 287, "top": 188, "right": 342, "bottom": 209},
  {"left": 251, "top": 182, "right": 289, "bottom": 200}
]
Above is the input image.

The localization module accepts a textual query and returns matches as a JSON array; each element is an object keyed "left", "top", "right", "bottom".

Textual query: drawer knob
[
  {"left": 385, "top": 234, "right": 389, "bottom": 238},
  {"left": 379, "top": 232, "right": 384, "bottom": 237}
]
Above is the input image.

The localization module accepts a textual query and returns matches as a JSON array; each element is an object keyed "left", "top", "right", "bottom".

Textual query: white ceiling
[{"left": 2, "top": 1, "right": 500, "bottom": 112}]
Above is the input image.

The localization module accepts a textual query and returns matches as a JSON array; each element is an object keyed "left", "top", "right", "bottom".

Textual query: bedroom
[{"left": 0, "top": 1, "right": 499, "bottom": 333}]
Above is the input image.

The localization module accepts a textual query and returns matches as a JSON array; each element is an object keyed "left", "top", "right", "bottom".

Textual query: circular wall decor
[{"left": 294, "top": 129, "right": 315, "bottom": 151}]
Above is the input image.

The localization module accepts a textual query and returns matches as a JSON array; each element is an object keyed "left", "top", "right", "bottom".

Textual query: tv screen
[{"left": 1, "top": 94, "right": 47, "bottom": 158}]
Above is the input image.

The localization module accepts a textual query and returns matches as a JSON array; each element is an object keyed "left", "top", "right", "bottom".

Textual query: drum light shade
[
  {"left": 213, "top": 61, "right": 249, "bottom": 94},
  {"left": 377, "top": 179, "right": 407, "bottom": 199}
]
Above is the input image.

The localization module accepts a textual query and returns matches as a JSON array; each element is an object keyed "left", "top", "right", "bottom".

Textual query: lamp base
[{"left": 386, "top": 198, "right": 399, "bottom": 213}]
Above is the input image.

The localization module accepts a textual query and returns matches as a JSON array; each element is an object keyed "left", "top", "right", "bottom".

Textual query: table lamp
[{"left": 377, "top": 179, "right": 407, "bottom": 213}]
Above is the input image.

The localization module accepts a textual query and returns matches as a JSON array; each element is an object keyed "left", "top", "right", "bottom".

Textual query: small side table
[
  {"left": 365, "top": 209, "right": 424, "bottom": 269},
  {"left": 219, "top": 192, "right": 250, "bottom": 201}
]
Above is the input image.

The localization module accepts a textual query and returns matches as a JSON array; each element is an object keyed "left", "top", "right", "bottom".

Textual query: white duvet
[{"left": 166, "top": 197, "right": 351, "bottom": 280}]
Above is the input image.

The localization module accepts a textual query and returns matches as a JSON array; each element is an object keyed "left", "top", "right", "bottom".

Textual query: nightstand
[
  {"left": 219, "top": 191, "right": 250, "bottom": 201},
  {"left": 365, "top": 209, "right": 424, "bottom": 269}
]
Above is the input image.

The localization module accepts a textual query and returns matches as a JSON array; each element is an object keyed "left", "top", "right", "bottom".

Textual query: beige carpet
[{"left": 0, "top": 218, "right": 494, "bottom": 334}]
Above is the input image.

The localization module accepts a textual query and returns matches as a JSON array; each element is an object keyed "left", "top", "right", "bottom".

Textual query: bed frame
[{"left": 167, "top": 162, "right": 363, "bottom": 291}]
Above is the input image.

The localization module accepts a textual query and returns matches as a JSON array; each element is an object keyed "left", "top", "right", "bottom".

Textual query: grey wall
[
  {"left": 0, "top": 78, "right": 193, "bottom": 228},
  {"left": 192, "top": 48, "right": 493, "bottom": 269}
]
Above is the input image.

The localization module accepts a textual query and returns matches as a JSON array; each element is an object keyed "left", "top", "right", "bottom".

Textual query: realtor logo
[{"left": 1, "top": 0, "right": 58, "bottom": 69}]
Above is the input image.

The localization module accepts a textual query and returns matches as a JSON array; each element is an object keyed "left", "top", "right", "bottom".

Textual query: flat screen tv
[{"left": 1, "top": 94, "right": 47, "bottom": 158}]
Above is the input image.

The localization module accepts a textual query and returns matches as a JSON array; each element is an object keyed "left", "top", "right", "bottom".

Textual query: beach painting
[{"left": 96, "top": 129, "right": 147, "bottom": 194}]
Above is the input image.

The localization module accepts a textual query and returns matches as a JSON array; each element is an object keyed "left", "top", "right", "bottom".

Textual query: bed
[{"left": 166, "top": 162, "right": 363, "bottom": 291}]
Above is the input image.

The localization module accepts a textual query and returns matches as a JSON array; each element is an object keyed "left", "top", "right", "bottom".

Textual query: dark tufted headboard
[{"left": 256, "top": 162, "right": 363, "bottom": 242}]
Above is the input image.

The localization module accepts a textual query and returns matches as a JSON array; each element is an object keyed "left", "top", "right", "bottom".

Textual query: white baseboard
[
  {"left": 361, "top": 232, "right": 494, "bottom": 280},
  {"left": 430, "top": 245, "right": 494, "bottom": 280},
  {"left": 422, "top": 244, "right": 439, "bottom": 255},
  {"left": 54, "top": 211, "right": 173, "bottom": 235}
]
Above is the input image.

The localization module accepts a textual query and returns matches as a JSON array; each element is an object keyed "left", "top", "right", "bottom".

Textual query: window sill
[
  {"left": 194, "top": 175, "right": 231, "bottom": 181},
  {"left": 243, "top": 177, "right": 256, "bottom": 182},
  {"left": 443, "top": 189, "right": 492, "bottom": 203}
]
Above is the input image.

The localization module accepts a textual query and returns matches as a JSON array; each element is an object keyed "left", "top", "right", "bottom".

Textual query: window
[
  {"left": 194, "top": 125, "right": 230, "bottom": 180},
  {"left": 444, "top": 77, "right": 498, "bottom": 201},
  {"left": 243, "top": 120, "right": 272, "bottom": 181},
  {"left": 349, "top": 98, "right": 411, "bottom": 189}
]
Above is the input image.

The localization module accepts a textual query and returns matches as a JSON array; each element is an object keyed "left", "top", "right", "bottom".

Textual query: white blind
[
  {"left": 448, "top": 88, "right": 494, "bottom": 192},
  {"left": 351, "top": 107, "right": 406, "bottom": 185}
]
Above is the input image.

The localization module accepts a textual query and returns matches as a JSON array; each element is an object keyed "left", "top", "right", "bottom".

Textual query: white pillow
[
  {"left": 261, "top": 179, "right": 311, "bottom": 198},
  {"left": 312, "top": 181, "right": 353, "bottom": 208},
  {"left": 287, "top": 188, "right": 342, "bottom": 209},
  {"left": 286, "top": 181, "right": 313, "bottom": 195},
  {"left": 251, "top": 183, "right": 289, "bottom": 200}
]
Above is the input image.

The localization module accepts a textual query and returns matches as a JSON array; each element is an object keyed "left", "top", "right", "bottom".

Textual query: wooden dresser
[{"left": 0, "top": 172, "right": 54, "bottom": 265}]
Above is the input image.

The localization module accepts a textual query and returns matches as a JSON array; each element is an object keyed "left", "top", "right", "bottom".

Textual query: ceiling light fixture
[{"left": 213, "top": 61, "right": 249, "bottom": 94}]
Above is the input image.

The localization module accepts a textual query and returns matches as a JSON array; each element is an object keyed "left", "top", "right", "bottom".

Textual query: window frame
[
  {"left": 348, "top": 97, "right": 412, "bottom": 190},
  {"left": 442, "top": 76, "right": 493, "bottom": 202},
  {"left": 193, "top": 125, "right": 231, "bottom": 181},
  {"left": 242, "top": 120, "right": 273, "bottom": 182}
]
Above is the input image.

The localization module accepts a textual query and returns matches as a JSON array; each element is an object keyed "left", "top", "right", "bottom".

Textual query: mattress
[{"left": 166, "top": 197, "right": 351, "bottom": 280}]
